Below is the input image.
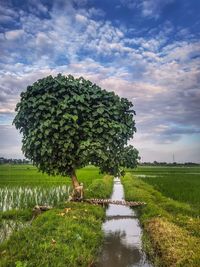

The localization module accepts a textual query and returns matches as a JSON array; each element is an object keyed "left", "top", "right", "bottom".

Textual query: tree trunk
[
  {"left": 69, "top": 169, "right": 84, "bottom": 201},
  {"left": 70, "top": 169, "right": 80, "bottom": 189}
]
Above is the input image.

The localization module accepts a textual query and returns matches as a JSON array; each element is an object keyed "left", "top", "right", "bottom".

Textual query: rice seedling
[{"left": 0, "top": 185, "right": 69, "bottom": 211}]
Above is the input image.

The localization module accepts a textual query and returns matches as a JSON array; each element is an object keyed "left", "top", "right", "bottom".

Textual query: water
[
  {"left": 134, "top": 175, "right": 157, "bottom": 178},
  {"left": 96, "top": 177, "right": 153, "bottom": 267}
]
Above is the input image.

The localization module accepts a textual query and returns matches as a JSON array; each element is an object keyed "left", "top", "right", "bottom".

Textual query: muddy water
[{"left": 96, "top": 177, "right": 153, "bottom": 267}]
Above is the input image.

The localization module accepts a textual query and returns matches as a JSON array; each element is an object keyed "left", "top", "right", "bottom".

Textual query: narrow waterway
[{"left": 96, "top": 177, "right": 153, "bottom": 267}]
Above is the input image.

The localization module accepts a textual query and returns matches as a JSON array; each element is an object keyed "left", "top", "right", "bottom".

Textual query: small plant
[{"left": 15, "top": 261, "right": 28, "bottom": 267}]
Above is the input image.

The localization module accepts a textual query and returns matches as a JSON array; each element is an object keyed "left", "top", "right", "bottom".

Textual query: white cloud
[
  {"left": 0, "top": 15, "right": 14, "bottom": 23},
  {"left": 0, "top": 0, "right": 200, "bottom": 162},
  {"left": 161, "top": 41, "right": 200, "bottom": 62},
  {"left": 5, "top": 29, "right": 24, "bottom": 40},
  {"left": 0, "top": 5, "right": 19, "bottom": 24},
  {"left": 75, "top": 14, "right": 88, "bottom": 24},
  {"left": 87, "top": 7, "right": 105, "bottom": 18},
  {"left": 121, "top": 0, "right": 175, "bottom": 18},
  {"left": 0, "top": 125, "right": 23, "bottom": 158}
]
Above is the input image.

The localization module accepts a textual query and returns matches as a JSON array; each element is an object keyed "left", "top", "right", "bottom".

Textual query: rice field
[
  {"left": 0, "top": 165, "right": 68, "bottom": 212},
  {"left": 0, "top": 164, "right": 104, "bottom": 211},
  {"left": 0, "top": 164, "right": 67, "bottom": 186},
  {"left": 0, "top": 185, "right": 69, "bottom": 211},
  {"left": 0, "top": 164, "right": 106, "bottom": 244},
  {"left": 132, "top": 166, "right": 200, "bottom": 208}
]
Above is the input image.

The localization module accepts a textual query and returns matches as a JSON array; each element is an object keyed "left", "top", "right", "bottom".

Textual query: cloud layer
[{"left": 0, "top": 0, "right": 200, "bottom": 162}]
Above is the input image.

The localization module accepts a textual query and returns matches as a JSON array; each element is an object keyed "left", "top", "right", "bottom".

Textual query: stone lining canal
[{"left": 96, "top": 177, "right": 153, "bottom": 267}]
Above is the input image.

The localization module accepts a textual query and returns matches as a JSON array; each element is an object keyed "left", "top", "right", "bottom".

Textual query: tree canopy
[{"left": 13, "top": 74, "right": 139, "bottom": 181}]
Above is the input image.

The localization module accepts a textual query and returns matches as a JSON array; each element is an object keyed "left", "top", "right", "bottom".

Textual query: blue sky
[{"left": 0, "top": 0, "right": 200, "bottom": 162}]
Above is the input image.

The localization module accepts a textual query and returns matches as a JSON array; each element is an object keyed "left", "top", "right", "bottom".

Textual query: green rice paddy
[
  {"left": 0, "top": 165, "right": 105, "bottom": 211},
  {"left": 132, "top": 166, "right": 200, "bottom": 208}
]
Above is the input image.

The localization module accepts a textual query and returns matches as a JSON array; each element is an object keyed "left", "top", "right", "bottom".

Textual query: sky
[{"left": 0, "top": 0, "right": 200, "bottom": 163}]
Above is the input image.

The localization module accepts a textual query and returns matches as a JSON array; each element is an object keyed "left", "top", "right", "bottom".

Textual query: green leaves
[
  {"left": 119, "top": 145, "right": 140, "bottom": 172},
  {"left": 97, "top": 107, "right": 104, "bottom": 114},
  {"left": 13, "top": 73, "right": 138, "bottom": 177},
  {"left": 63, "top": 114, "right": 78, "bottom": 122},
  {"left": 43, "top": 120, "right": 51, "bottom": 127},
  {"left": 73, "top": 94, "right": 84, "bottom": 103},
  {"left": 97, "top": 128, "right": 103, "bottom": 134}
]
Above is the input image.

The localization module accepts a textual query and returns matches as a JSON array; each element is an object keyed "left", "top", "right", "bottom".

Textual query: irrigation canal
[{"left": 96, "top": 177, "right": 153, "bottom": 267}]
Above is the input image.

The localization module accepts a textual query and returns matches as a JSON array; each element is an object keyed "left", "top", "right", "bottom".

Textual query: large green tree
[{"left": 13, "top": 74, "right": 139, "bottom": 189}]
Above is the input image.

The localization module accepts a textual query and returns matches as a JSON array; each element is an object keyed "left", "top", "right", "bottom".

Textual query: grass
[
  {"left": 0, "top": 165, "right": 113, "bottom": 267},
  {"left": 122, "top": 167, "right": 200, "bottom": 267},
  {"left": 0, "top": 203, "right": 105, "bottom": 267}
]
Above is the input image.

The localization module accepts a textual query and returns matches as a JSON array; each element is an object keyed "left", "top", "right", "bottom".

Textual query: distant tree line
[
  {"left": 0, "top": 157, "right": 199, "bottom": 167},
  {"left": 0, "top": 157, "right": 31, "bottom": 164},
  {"left": 139, "top": 161, "right": 200, "bottom": 167}
]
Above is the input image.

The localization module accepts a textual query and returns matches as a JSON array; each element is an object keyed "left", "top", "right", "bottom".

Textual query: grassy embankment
[
  {"left": 0, "top": 165, "right": 113, "bottom": 267},
  {"left": 122, "top": 167, "right": 200, "bottom": 267}
]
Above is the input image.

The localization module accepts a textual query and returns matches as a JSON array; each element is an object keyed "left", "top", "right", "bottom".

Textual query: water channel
[{"left": 96, "top": 177, "right": 153, "bottom": 267}]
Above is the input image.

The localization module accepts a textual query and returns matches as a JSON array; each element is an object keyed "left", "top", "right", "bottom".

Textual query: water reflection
[
  {"left": 97, "top": 232, "right": 142, "bottom": 267},
  {"left": 96, "top": 177, "right": 152, "bottom": 267}
]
